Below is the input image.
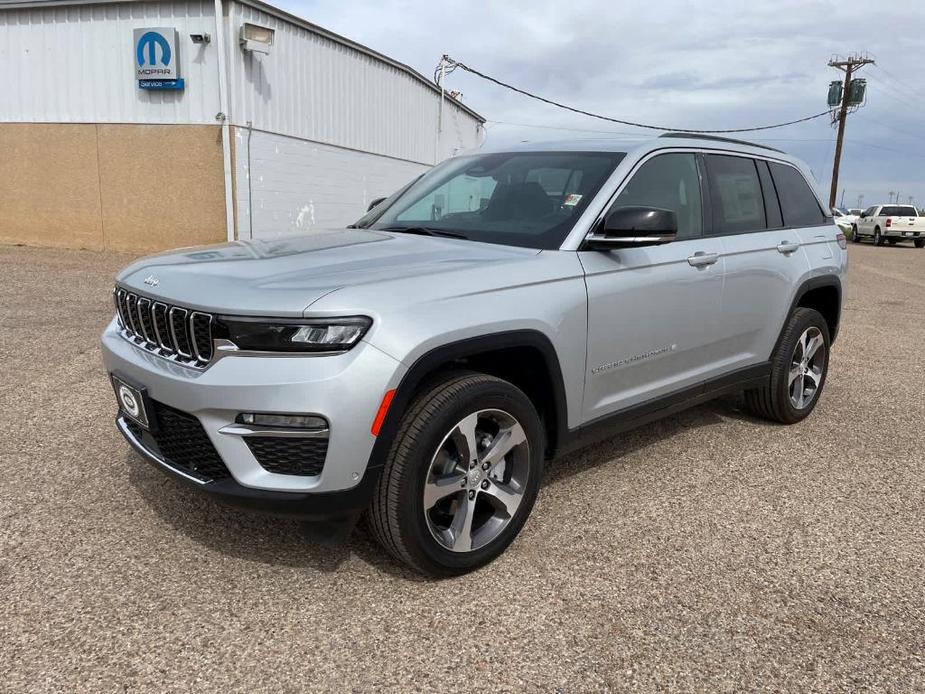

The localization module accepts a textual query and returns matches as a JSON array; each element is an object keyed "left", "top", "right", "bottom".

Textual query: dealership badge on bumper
[{"left": 111, "top": 374, "right": 151, "bottom": 430}]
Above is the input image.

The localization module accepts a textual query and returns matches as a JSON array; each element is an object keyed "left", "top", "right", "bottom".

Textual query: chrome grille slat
[
  {"left": 152, "top": 302, "right": 171, "bottom": 351},
  {"left": 114, "top": 286, "right": 213, "bottom": 368},
  {"left": 169, "top": 307, "right": 192, "bottom": 358},
  {"left": 136, "top": 297, "right": 155, "bottom": 344}
]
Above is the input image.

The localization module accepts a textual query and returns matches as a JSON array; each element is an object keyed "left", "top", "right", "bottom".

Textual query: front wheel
[
  {"left": 367, "top": 372, "right": 544, "bottom": 576},
  {"left": 915, "top": 239, "right": 924, "bottom": 249},
  {"left": 744, "top": 308, "right": 831, "bottom": 424},
  {"left": 852, "top": 225, "right": 861, "bottom": 243}
]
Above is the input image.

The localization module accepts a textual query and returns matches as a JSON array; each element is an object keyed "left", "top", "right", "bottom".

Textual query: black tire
[
  {"left": 915, "top": 239, "right": 925, "bottom": 249},
  {"left": 744, "top": 307, "right": 831, "bottom": 424},
  {"left": 367, "top": 371, "right": 544, "bottom": 576},
  {"left": 851, "top": 225, "right": 861, "bottom": 243},
  {"left": 874, "top": 228, "right": 884, "bottom": 246},
  {"left": 888, "top": 238, "right": 898, "bottom": 245}
]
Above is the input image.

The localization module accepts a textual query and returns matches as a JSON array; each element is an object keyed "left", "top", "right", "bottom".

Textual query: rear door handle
[
  {"left": 777, "top": 241, "right": 800, "bottom": 254},
  {"left": 687, "top": 251, "right": 719, "bottom": 267}
]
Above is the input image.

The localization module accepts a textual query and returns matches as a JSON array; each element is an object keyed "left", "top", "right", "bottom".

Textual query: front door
[{"left": 579, "top": 152, "right": 726, "bottom": 423}]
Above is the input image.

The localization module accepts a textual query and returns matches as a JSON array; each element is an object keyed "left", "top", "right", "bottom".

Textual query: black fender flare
[
  {"left": 774, "top": 275, "right": 843, "bottom": 354},
  {"left": 366, "top": 330, "right": 569, "bottom": 473}
]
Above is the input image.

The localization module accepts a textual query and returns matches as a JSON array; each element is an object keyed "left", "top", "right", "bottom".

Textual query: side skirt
[{"left": 556, "top": 362, "right": 771, "bottom": 457}]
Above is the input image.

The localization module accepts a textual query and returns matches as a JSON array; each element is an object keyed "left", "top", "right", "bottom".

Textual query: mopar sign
[{"left": 134, "top": 27, "right": 180, "bottom": 84}]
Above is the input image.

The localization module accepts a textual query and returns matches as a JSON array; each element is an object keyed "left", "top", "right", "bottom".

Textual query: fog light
[{"left": 238, "top": 413, "right": 328, "bottom": 430}]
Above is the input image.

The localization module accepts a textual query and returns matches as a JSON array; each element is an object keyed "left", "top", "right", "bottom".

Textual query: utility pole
[
  {"left": 839, "top": 189, "right": 845, "bottom": 208},
  {"left": 857, "top": 194, "right": 864, "bottom": 208},
  {"left": 828, "top": 55, "right": 874, "bottom": 209},
  {"left": 889, "top": 191, "right": 895, "bottom": 203}
]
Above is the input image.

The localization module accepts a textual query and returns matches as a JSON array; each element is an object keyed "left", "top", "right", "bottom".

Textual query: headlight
[{"left": 214, "top": 316, "right": 371, "bottom": 353}]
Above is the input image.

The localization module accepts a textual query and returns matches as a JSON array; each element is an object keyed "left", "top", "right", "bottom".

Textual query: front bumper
[
  {"left": 117, "top": 416, "right": 381, "bottom": 520},
  {"left": 101, "top": 318, "right": 406, "bottom": 500}
]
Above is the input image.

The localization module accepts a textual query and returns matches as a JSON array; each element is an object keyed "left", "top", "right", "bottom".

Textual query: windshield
[{"left": 363, "top": 151, "right": 625, "bottom": 249}]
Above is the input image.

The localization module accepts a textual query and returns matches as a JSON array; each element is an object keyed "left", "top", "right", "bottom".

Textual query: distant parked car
[
  {"left": 853, "top": 205, "right": 925, "bottom": 247},
  {"left": 831, "top": 208, "right": 853, "bottom": 234}
]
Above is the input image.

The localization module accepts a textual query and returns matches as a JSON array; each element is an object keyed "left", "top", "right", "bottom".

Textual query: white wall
[
  {"left": 0, "top": 1, "right": 222, "bottom": 123},
  {"left": 224, "top": 0, "right": 483, "bottom": 166},
  {"left": 235, "top": 127, "right": 428, "bottom": 238}
]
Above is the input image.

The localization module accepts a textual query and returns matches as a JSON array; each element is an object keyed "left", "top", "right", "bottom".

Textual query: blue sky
[{"left": 279, "top": 0, "right": 925, "bottom": 209}]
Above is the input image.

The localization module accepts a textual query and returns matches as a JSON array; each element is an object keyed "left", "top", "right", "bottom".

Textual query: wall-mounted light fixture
[
  {"left": 240, "top": 23, "right": 274, "bottom": 54},
  {"left": 190, "top": 32, "right": 211, "bottom": 44}
]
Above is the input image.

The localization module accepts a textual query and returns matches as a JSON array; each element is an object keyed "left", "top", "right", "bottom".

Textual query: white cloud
[{"left": 280, "top": 0, "right": 925, "bottom": 204}]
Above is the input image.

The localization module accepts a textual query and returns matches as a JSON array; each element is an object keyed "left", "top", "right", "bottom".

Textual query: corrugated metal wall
[
  {"left": 1, "top": 0, "right": 485, "bottom": 240},
  {"left": 0, "top": 1, "right": 222, "bottom": 123},
  {"left": 224, "top": 1, "right": 481, "bottom": 165},
  {"left": 234, "top": 126, "right": 428, "bottom": 238}
]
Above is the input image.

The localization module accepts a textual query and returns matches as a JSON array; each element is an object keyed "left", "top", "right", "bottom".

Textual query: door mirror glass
[{"left": 587, "top": 206, "right": 678, "bottom": 249}]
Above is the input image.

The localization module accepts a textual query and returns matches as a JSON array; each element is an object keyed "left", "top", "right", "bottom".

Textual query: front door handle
[
  {"left": 687, "top": 251, "right": 719, "bottom": 267},
  {"left": 777, "top": 241, "right": 800, "bottom": 254}
]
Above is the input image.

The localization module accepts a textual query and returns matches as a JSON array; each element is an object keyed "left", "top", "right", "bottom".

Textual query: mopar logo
[
  {"left": 136, "top": 31, "right": 171, "bottom": 69},
  {"left": 133, "top": 28, "right": 179, "bottom": 80}
]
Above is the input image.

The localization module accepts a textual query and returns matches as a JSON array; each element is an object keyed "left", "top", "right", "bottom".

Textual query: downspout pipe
[{"left": 213, "top": 0, "right": 236, "bottom": 242}]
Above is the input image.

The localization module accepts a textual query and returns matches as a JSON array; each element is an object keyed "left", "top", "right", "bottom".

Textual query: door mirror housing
[
  {"left": 585, "top": 206, "right": 678, "bottom": 250},
  {"left": 367, "top": 196, "right": 387, "bottom": 212}
]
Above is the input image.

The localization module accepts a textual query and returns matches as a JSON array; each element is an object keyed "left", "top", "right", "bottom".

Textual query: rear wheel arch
[
  {"left": 774, "top": 277, "right": 842, "bottom": 352},
  {"left": 367, "top": 331, "right": 569, "bottom": 471}
]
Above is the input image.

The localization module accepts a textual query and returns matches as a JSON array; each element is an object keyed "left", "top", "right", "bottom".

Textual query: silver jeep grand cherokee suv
[{"left": 102, "top": 134, "right": 847, "bottom": 575}]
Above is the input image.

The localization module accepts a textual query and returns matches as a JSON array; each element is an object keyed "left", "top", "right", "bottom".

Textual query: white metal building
[{"left": 0, "top": 0, "right": 484, "bottom": 251}]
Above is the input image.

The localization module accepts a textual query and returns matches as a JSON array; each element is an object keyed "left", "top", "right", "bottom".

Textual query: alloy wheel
[
  {"left": 789, "top": 327, "right": 826, "bottom": 410},
  {"left": 423, "top": 409, "right": 530, "bottom": 553}
]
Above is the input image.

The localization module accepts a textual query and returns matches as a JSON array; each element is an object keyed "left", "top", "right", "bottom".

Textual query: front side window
[
  {"left": 607, "top": 153, "right": 703, "bottom": 240},
  {"left": 705, "top": 155, "right": 766, "bottom": 234},
  {"left": 768, "top": 162, "right": 827, "bottom": 227},
  {"left": 368, "top": 151, "right": 625, "bottom": 249}
]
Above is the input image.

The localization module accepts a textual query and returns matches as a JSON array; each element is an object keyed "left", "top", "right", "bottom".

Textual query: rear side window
[
  {"left": 704, "top": 155, "right": 766, "bottom": 234},
  {"left": 880, "top": 206, "right": 918, "bottom": 217},
  {"left": 768, "top": 162, "right": 827, "bottom": 227}
]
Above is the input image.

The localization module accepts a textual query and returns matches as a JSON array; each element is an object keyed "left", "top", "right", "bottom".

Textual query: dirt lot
[{"left": 1, "top": 241, "right": 923, "bottom": 692}]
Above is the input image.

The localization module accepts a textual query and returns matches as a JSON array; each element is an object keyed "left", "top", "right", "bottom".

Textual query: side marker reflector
[{"left": 371, "top": 389, "right": 396, "bottom": 436}]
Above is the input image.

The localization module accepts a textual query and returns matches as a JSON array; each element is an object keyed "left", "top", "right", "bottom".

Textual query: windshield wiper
[{"left": 380, "top": 226, "right": 468, "bottom": 240}]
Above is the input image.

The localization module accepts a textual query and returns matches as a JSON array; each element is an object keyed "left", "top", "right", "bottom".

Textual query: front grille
[
  {"left": 245, "top": 437, "right": 328, "bottom": 477},
  {"left": 114, "top": 286, "right": 214, "bottom": 367},
  {"left": 126, "top": 400, "right": 231, "bottom": 482}
]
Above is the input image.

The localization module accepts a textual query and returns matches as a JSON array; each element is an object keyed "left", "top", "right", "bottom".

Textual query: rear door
[
  {"left": 706, "top": 155, "right": 812, "bottom": 369},
  {"left": 579, "top": 151, "right": 726, "bottom": 421}
]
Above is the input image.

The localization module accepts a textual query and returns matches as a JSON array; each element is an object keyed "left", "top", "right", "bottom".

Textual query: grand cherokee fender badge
[
  {"left": 592, "top": 344, "right": 677, "bottom": 375},
  {"left": 143, "top": 275, "right": 160, "bottom": 287}
]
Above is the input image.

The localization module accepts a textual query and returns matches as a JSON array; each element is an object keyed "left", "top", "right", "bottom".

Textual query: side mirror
[
  {"left": 367, "top": 196, "right": 387, "bottom": 212},
  {"left": 585, "top": 206, "right": 678, "bottom": 250}
]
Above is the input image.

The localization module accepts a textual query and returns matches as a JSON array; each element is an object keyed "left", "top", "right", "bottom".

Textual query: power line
[{"left": 441, "top": 55, "right": 835, "bottom": 134}]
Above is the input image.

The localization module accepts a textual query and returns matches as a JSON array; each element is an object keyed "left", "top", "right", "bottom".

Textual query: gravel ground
[{"left": 1, "top": 241, "right": 923, "bottom": 692}]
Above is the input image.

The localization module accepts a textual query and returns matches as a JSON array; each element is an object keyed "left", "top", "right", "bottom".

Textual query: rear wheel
[
  {"left": 744, "top": 308, "right": 830, "bottom": 424},
  {"left": 368, "top": 371, "right": 544, "bottom": 576},
  {"left": 915, "top": 239, "right": 925, "bottom": 249},
  {"left": 874, "top": 228, "right": 884, "bottom": 246}
]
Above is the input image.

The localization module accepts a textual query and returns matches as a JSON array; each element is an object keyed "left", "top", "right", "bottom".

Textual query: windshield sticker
[{"left": 563, "top": 193, "right": 583, "bottom": 207}]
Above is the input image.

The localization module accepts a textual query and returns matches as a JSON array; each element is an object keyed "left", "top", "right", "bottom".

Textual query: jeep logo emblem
[{"left": 143, "top": 275, "right": 160, "bottom": 287}]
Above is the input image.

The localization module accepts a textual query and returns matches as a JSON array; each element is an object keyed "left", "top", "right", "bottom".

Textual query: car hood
[{"left": 117, "top": 228, "right": 541, "bottom": 316}]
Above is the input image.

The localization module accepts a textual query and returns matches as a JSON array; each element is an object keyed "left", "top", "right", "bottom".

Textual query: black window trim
[
  {"left": 581, "top": 144, "right": 833, "bottom": 248},
  {"left": 700, "top": 151, "right": 833, "bottom": 239}
]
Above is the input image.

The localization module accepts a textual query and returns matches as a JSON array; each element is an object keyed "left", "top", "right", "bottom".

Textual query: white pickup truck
[{"left": 853, "top": 204, "right": 925, "bottom": 248}]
